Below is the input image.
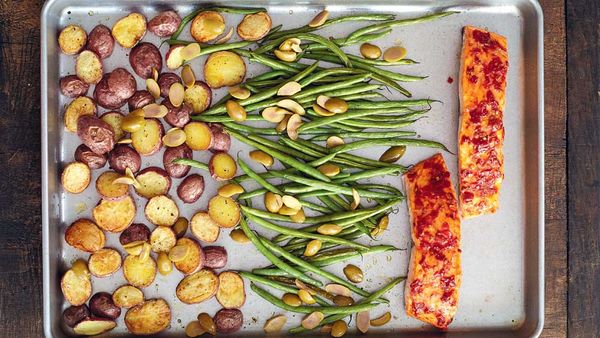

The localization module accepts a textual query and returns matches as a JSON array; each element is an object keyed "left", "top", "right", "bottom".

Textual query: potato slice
[
  {"left": 100, "top": 111, "right": 125, "bottom": 141},
  {"left": 184, "top": 81, "right": 212, "bottom": 114},
  {"left": 204, "top": 51, "right": 246, "bottom": 88},
  {"left": 112, "top": 12, "right": 147, "bottom": 48},
  {"left": 76, "top": 50, "right": 103, "bottom": 85},
  {"left": 96, "top": 171, "right": 129, "bottom": 200},
  {"left": 173, "top": 238, "right": 204, "bottom": 275},
  {"left": 145, "top": 195, "right": 179, "bottom": 226},
  {"left": 125, "top": 299, "right": 171, "bottom": 335},
  {"left": 61, "top": 162, "right": 91, "bottom": 194},
  {"left": 150, "top": 226, "right": 177, "bottom": 253},
  {"left": 190, "top": 11, "right": 225, "bottom": 42},
  {"left": 237, "top": 12, "right": 272, "bottom": 41},
  {"left": 190, "top": 212, "right": 220, "bottom": 243},
  {"left": 113, "top": 285, "right": 144, "bottom": 308},
  {"left": 93, "top": 195, "right": 136, "bottom": 232},
  {"left": 61, "top": 269, "right": 92, "bottom": 306},
  {"left": 208, "top": 195, "right": 240, "bottom": 228},
  {"left": 123, "top": 254, "right": 157, "bottom": 288},
  {"left": 216, "top": 271, "right": 246, "bottom": 309},
  {"left": 73, "top": 318, "right": 116, "bottom": 335},
  {"left": 88, "top": 248, "right": 122, "bottom": 277},
  {"left": 58, "top": 24, "right": 87, "bottom": 55},
  {"left": 209, "top": 152, "right": 237, "bottom": 180},
  {"left": 131, "top": 118, "right": 164, "bottom": 156},
  {"left": 176, "top": 269, "right": 219, "bottom": 304},
  {"left": 184, "top": 122, "right": 213, "bottom": 150},
  {"left": 135, "top": 167, "right": 171, "bottom": 199},
  {"left": 64, "top": 96, "right": 96, "bottom": 132},
  {"left": 65, "top": 219, "right": 106, "bottom": 253}
]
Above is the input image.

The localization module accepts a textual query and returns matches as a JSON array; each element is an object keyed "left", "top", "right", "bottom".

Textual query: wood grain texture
[{"left": 566, "top": 1, "right": 600, "bottom": 337}]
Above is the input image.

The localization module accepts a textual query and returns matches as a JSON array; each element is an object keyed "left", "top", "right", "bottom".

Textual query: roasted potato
[
  {"left": 124, "top": 299, "right": 171, "bottom": 335},
  {"left": 87, "top": 24, "right": 115, "bottom": 59},
  {"left": 93, "top": 195, "right": 136, "bottom": 232},
  {"left": 58, "top": 24, "right": 87, "bottom": 55},
  {"left": 208, "top": 124, "right": 231, "bottom": 153},
  {"left": 60, "top": 75, "right": 89, "bottom": 98},
  {"left": 165, "top": 45, "right": 185, "bottom": 69},
  {"left": 203, "top": 246, "right": 228, "bottom": 269},
  {"left": 176, "top": 269, "right": 219, "bottom": 304},
  {"left": 61, "top": 269, "right": 92, "bottom": 306},
  {"left": 237, "top": 12, "right": 272, "bottom": 41},
  {"left": 95, "top": 171, "right": 129, "bottom": 201},
  {"left": 134, "top": 167, "right": 172, "bottom": 199},
  {"left": 150, "top": 226, "right": 177, "bottom": 253},
  {"left": 190, "top": 212, "right": 220, "bottom": 243},
  {"left": 183, "top": 81, "right": 212, "bottom": 114},
  {"left": 74, "top": 144, "right": 107, "bottom": 170},
  {"left": 209, "top": 152, "right": 237, "bottom": 180},
  {"left": 119, "top": 223, "right": 151, "bottom": 246},
  {"left": 214, "top": 308, "right": 243, "bottom": 334},
  {"left": 89, "top": 292, "right": 121, "bottom": 320},
  {"left": 88, "top": 248, "right": 122, "bottom": 277},
  {"left": 163, "top": 144, "right": 192, "bottom": 178},
  {"left": 94, "top": 68, "right": 137, "bottom": 109},
  {"left": 62, "top": 305, "right": 91, "bottom": 328},
  {"left": 129, "top": 42, "right": 163, "bottom": 79},
  {"left": 131, "top": 118, "right": 164, "bottom": 156},
  {"left": 112, "top": 285, "right": 145, "bottom": 308},
  {"left": 190, "top": 11, "right": 225, "bottom": 42},
  {"left": 65, "top": 219, "right": 106, "bottom": 253},
  {"left": 76, "top": 50, "right": 103, "bottom": 85},
  {"left": 216, "top": 271, "right": 246, "bottom": 309},
  {"left": 177, "top": 174, "right": 205, "bottom": 204},
  {"left": 128, "top": 90, "right": 155, "bottom": 111},
  {"left": 184, "top": 121, "right": 212, "bottom": 151},
  {"left": 123, "top": 254, "right": 157, "bottom": 288},
  {"left": 61, "top": 162, "right": 91, "bottom": 194},
  {"left": 204, "top": 51, "right": 246, "bottom": 88},
  {"left": 158, "top": 72, "right": 182, "bottom": 98},
  {"left": 108, "top": 145, "right": 142, "bottom": 174},
  {"left": 77, "top": 115, "right": 115, "bottom": 155},
  {"left": 148, "top": 10, "right": 181, "bottom": 37},
  {"left": 208, "top": 195, "right": 240, "bottom": 228},
  {"left": 73, "top": 317, "right": 116, "bottom": 335},
  {"left": 94, "top": 76, "right": 123, "bottom": 110},
  {"left": 112, "top": 12, "right": 147, "bottom": 48},
  {"left": 163, "top": 100, "right": 191, "bottom": 127},
  {"left": 145, "top": 195, "right": 179, "bottom": 226},
  {"left": 63, "top": 96, "right": 96, "bottom": 133},
  {"left": 173, "top": 237, "right": 204, "bottom": 275},
  {"left": 100, "top": 111, "right": 125, "bottom": 142}
]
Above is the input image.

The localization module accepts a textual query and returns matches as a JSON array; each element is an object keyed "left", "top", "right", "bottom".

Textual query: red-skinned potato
[
  {"left": 209, "top": 124, "right": 231, "bottom": 153},
  {"left": 65, "top": 219, "right": 106, "bottom": 253},
  {"left": 135, "top": 167, "right": 172, "bottom": 199},
  {"left": 214, "top": 308, "right": 243, "bottom": 334},
  {"left": 203, "top": 246, "right": 228, "bottom": 269},
  {"left": 163, "top": 99, "right": 191, "bottom": 128},
  {"left": 100, "top": 111, "right": 125, "bottom": 142},
  {"left": 183, "top": 81, "right": 212, "bottom": 114},
  {"left": 209, "top": 152, "right": 237, "bottom": 180},
  {"left": 77, "top": 115, "right": 115, "bottom": 155},
  {"left": 158, "top": 72, "right": 182, "bottom": 98},
  {"left": 129, "top": 42, "right": 163, "bottom": 79},
  {"left": 75, "top": 144, "right": 107, "bottom": 170},
  {"left": 119, "top": 223, "right": 151, "bottom": 245},
  {"left": 94, "top": 75, "right": 124, "bottom": 110},
  {"left": 93, "top": 195, "right": 136, "bottom": 232},
  {"left": 166, "top": 45, "right": 185, "bottom": 69},
  {"left": 108, "top": 145, "right": 141, "bottom": 174},
  {"left": 73, "top": 317, "right": 117, "bottom": 336},
  {"left": 173, "top": 237, "right": 204, "bottom": 275},
  {"left": 89, "top": 292, "right": 121, "bottom": 319},
  {"left": 64, "top": 96, "right": 96, "bottom": 133},
  {"left": 177, "top": 174, "right": 205, "bottom": 204},
  {"left": 163, "top": 144, "right": 192, "bottom": 178},
  {"left": 176, "top": 268, "right": 219, "bottom": 304},
  {"left": 87, "top": 24, "right": 115, "bottom": 59},
  {"left": 184, "top": 121, "right": 212, "bottom": 150},
  {"left": 62, "top": 305, "right": 91, "bottom": 328},
  {"left": 58, "top": 24, "right": 87, "bottom": 55},
  {"left": 60, "top": 75, "right": 89, "bottom": 98},
  {"left": 94, "top": 68, "right": 137, "bottom": 109},
  {"left": 131, "top": 118, "right": 164, "bottom": 156},
  {"left": 148, "top": 10, "right": 181, "bottom": 37},
  {"left": 76, "top": 50, "right": 103, "bottom": 85},
  {"left": 128, "top": 90, "right": 155, "bottom": 111},
  {"left": 112, "top": 12, "right": 147, "bottom": 48},
  {"left": 124, "top": 299, "right": 171, "bottom": 335}
]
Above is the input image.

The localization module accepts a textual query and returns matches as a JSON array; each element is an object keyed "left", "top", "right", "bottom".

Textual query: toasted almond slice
[
  {"left": 274, "top": 49, "right": 297, "bottom": 62},
  {"left": 301, "top": 311, "right": 324, "bottom": 329},
  {"left": 263, "top": 314, "right": 287, "bottom": 333},
  {"left": 291, "top": 43, "right": 303, "bottom": 53},
  {"left": 181, "top": 65, "right": 196, "bottom": 88},
  {"left": 316, "top": 95, "right": 330, "bottom": 108},
  {"left": 186, "top": 320, "right": 206, "bottom": 337},
  {"left": 326, "top": 136, "right": 345, "bottom": 148},
  {"left": 152, "top": 68, "right": 159, "bottom": 81},
  {"left": 276, "top": 114, "right": 291, "bottom": 133},
  {"left": 215, "top": 27, "right": 234, "bottom": 44},
  {"left": 383, "top": 46, "right": 407, "bottom": 62},
  {"left": 123, "top": 241, "right": 145, "bottom": 255},
  {"left": 125, "top": 167, "right": 142, "bottom": 190},
  {"left": 309, "top": 10, "right": 329, "bottom": 27},
  {"left": 168, "top": 245, "right": 190, "bottom": 262},
  {"left": 325, "top": 284, "right": 351, "bottom": 297},
  {"left": 278, "top": 206, "right": 299, "bottom": 216},
  {"left": 262, "top": 107, "right": 287, "bottom": 123},
  {"left": 142, "top": 103, "right": 168, "bottom": 118},
  {"left": 279, "top": 38, "right": 301, "bottom": 51},
  {"left": 112, "top": 176, "right": 135, "bottom": 185},
  {"left": 356, "top": 311, "right": 370, "bottom": 333},
  {"left": 169, "top": 82, "right": 185, "bottom": 107},
  {"left": 313, "top": 104, "right": 335, "bottom": 117},
  {"left": 350, "top": 188, "right": 360, "bottom": 210},
  {"left": 282, "top": 195, "right": 302, "bottom": 210},
  {"left": 146, "top": 78, "right": 161, "bottom": 99},
  {"left": 290, "top": 208, "right": 306, "bottom": 223},
  {"left": 163, "top": 128, "right": 187, "bottom": 147},
  {"left": 228, "top": 86, "right": 251, "bottom": 100},
  {"left": 138, "top": 242, "right": 152, "bottom": 262},
  {"left": 370, "top": 312, "right": 391, "bottom": 326},
  {"left": 181, "top": 43, "right": 202, "bottom": 61},
  {"left": 118, "top": 138, "right": 133, "bottom": 144},
  {"left": 286, "top": 114, "right": 302, "bottom": 140},
  {"left": 277, "top": 99, "right": 305, "bottom": 115},
  {"left": 218, "top": 183, "right": 244, "bottom": 197}
]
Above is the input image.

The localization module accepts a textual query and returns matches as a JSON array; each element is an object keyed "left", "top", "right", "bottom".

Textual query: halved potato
[
  {"left": 183, "top": 81, "right": 212, "bottom": 114},
  {"left": 88, "top": 248, "right": 122, "bottom": 277},
  {"left": 150, "top": 226, "right": 177, "bottom": 253},
  {"left": 113, "top": 285, "right": 145, "bottom": 309},
  {"left": 61, "top": 269, "right": 92, "bottom": 306},
  {"left": 209, "top": 152, "right": 237, "bottom": 180},
  {"left": 173, "top": 237, "right": 204, "bottom": 275},
  {"left": 131, "top": 118, "right": 164, "bottom": 156},
  {"left": 145, "top": 195, "right": 179, "bottom": 226},
  {"left": 190, "top": 11, "right": 225, "bottom": 42},
  {"left": 58, "top": 24, "right": 87, "bottom": 55},
  {"left": 61, "top": 162, "right": 91, "bottom": 194},
  {"left": 73, "top": 318, "right": 116, "bottom": 335},
  {"left": 176, "top": 269, "right": 219, "bottom": 304},
  {"left": 96, "top": 171, "right": 129, "bottom": 200},
  {"left": 190, "top": 212, "right": 220, "bottom": 243},
  {"left": 237, "top": 12, "right": 272, "bottom": 41},
  {"left": 208, "top": 195, "right": 240, "bottom": 228},
  {"left": 112, "top": 12, "right": 147, "bottom": 48},
  {"left": 184, "top": 121, "right": 212, "bottom": 150},
  {"left": 100, "top": 111, "right": 125, "bottom": 141},
  {"left": 123, "top": 254, "right": 157, "bottom": 288},
  {"left": 125, "top": 299, "right": 171, "bottom": 335},
  {"left": 135, "top": 167, "right": 172, "bottom": 199},
  {"left": 216, "top": 271, "right": 246, "bottom": 309},
  {"left": 93, "top": 195, "right": 136, "bottom": 232},
  {"left": 65, "top": 219, "right": 106, "bottom": 253},
  {"left": 64, "top": 96, "right": 96, "bottom": 132},
  {"left": 76, "top": 50, "right": 103, "bottom": 85},
  {"left": 204, "top": 51, "right": 246, "bottom": 88}
]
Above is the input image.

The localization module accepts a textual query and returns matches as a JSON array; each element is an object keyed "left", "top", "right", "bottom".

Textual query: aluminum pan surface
[{"left": 41, "top": 1, "right": 544, "bottom": 337}]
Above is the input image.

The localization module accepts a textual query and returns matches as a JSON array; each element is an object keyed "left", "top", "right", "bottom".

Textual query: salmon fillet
[{"left": 404, "top": 153, "right": 461, "bottom": 329}]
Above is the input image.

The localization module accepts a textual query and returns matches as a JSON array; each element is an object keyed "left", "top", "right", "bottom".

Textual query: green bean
[
  {"left": 287, "top": 230, "right": 365, "bottom": 256},
  {"left": 331, "top": 138, "right": 449, "bottom": 154},
  {"left": 246, "top": 134, "right": 315, "bottom": 162},
  {"left": 299, "top": 200, "right": 331, "bottom": 214},
  {"left": 334, "top": 166, "right": 406, "bottom": 183},
  {"left": 171, "top": 7, "right": 266, "bottom": 40},
  {"left": 240, "top": 271, "right": 329, "bottom": 306},
  {"left": 310, "top": 131, "right": 417, "bottom": 141},
  {"left": 234, "top": 153, "right": 337, "bottom": 184},
  {"left": 261, "top": 24, "right": 283, "bottom": 41},
  {"left": 299, "top": 107, "right": 414, "bottom": 132},
  {"left": 303, "top": 28, "right": 393, "bottom": 52},
  {"left": 239, "top": 217, "right": 322, "bottom": 286},
  {"left": 347, "top": 99, "right": 435, "bottom": 109},
  {"left": 238, "top": 158, "right": 283, "bottom": 195},
  {"left": 219, "top": 122, "right": 279, "bottom": 135},
  {"left": 249, "top": 70, "right": 289, "bottom": 82},
  {"left": 237, "top": 188, "right": 268, "bottom": 200},
  {"left": 337, "top": 119, "right": 416, "bottom": 129},
  {"left": 191, "top": 115, "right": 264, "bottom": 123},
  {"left": 278, "top": 138, "right": 377, "bottom": 170},
  {"left": 171, "top": 158, "right": 209, "bottom": 171}
]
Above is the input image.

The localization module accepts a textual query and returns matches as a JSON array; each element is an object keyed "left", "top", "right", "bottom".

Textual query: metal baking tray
[{"left": 41, "top": 0, "right": 544, "bottom": 337}]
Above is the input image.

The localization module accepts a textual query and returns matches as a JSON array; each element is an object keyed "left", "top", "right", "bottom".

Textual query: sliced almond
[
  {"left": 350, "top": 188, "right": 361, "bottom": 210},
  {"left": 279, "top": 38, "right": 302, "bottom": 52},
  {"left": 290, "top": 208, "right": 306, "bottom": 223},
  {"left": 262, "top": 106, "right": 288, "bottom": 123},
  {"left": 383, "top": 46, "right": 407, "bottom": 62},
  {"left": 370, "top": 312, "right": 391, "bottom": 327},
  {"left": 181, "top": 65, "right": 196, "bottom": 88},
  {"left": 291, "top": 43, "right": 303, "bottom": 53},
  {"left": 301, "top": 311, "right": 324, "bottom": 329},
  {"left": 117, "top": 138, "right": 133, "bottom": 144},
  {"left": 274, "top": 49, "right": 297, "bottom": 62},
  {"left": 277, "top": 99, "right": 305, "bottom": 115},
  {"left": 263, "top": 314, "right": 287, "bottom": 333},
  {"left": 143, "top": 103, "right": 168, "bottom": 118},
  {"left": 325, "top": 284, "right": 351, "bottom": 297},
  {"left": 278, "top": 81, "right": 302, "bottom": 96},
  {"left": 278, "top": 206, "right": 299, "bottom": 216},
  {"left": 181, "top": 43, "right": 202, "bottom": 61},
  {"left": 313, "top": 104, "right": 335, "bottom": 117},
  {"left": 168, "top": 245, "right": 190, "bottom": 263},
  {"left": 152, "top": 68, "right": 159, "bottom": 81},
  {"left": 124, "top": 167, "right": 141, "bottom": 190},
  {"left": 146, "top": 78, "right": 161, "bottom": 99},
  {"left": 286, "top": 114, "right": 302, "bottom": 140},
  {"left": 229, "top": 86, "right": 251, "bottom": 100},
  {"left": 215, "top": 27, "right": 234, "bottom": 44},
  {"left": 295, "top": 279, "right": 317, "bottom": 295},
  {"left": 169, "top": 83, "right": 185, "bottom": 107},
  {"left": 326, "top": 136, "right": 345, "bottom": 148},
  {"left": 316, "top": 95, "right": 330, "bottom": 108},
  {"left": 112, "top": 176, "right": 135, "bottom": 185},
  {"left": 282, "top": 195, "right": 302, "bottom": 210},
  {"left": 217, "top": 183, "right": 244, "bottom": 197},
  {"left": 138, "top": 242, "right": 152, "bottom": 262},
  {"left": 356, "top": 311, "right": 370, "bottom": 333},
  {"left": 162, "top": 128, "right": 187, "bottom": 147},
  {"left": 185, "top": 320, "right": 206, "bottom": 337},
  {"left": 309, "top": 10, "right": 329, "bottom": 27},
  {"left": 276, "top": 114, "right": 291, "bottom": 133}
]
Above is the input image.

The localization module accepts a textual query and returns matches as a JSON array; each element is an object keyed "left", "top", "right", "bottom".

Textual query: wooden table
[{"left": 0, "top": 0, "right": 585, "bottom": 336}]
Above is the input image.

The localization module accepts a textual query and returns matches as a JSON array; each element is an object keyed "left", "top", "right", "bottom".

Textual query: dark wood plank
[{"left": 566, "top": 1, "right": 600, "bottom": 337}]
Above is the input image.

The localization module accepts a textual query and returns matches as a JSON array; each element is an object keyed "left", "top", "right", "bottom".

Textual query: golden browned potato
[
  {"left": 208, "top": 195, "right": 240, "bottom": 228},
  {"left": 92, "top": 195, "right": 136, "bottom": 232},
  {"left": 183, "top": 81, "right": 212, "bottom": 114},
  {"left": 173, "top": 237, "right": 204, "bottom": 275},
  {"left": 65, "top": 219, "right": 106, "bottom": 253},
  {"left": 58, "top": 24, "right": 87, "bottom": 55},
  {"left": 216, "top": 271, "right": 246, "bottom": 309},
  {"left": 131, "top": 118, "right": 164, "bottom": 156},
  {"left": 150, "top": 226, "right": 177, "bottom": 253},
  {"left": 176, "top": 269, "right": 219, "bottom": 304},
  {"left": 125, "top": 299, "right": 171, "bottom": 335},
  {"left": 134, "top": 167, "right": 172, "bottom": 199},
  {"left": 76, "top": 50, "right": 103, "bottom": 85},
  {"left": 209, "top": 152, "right": 237, "bottom": 181},
  {"left": 88, "top": 248, "right": 122, "bottom": 277},
  {"left": 190, "top": 11, "right": 225, "bottom": 42},
  {"left": 112, "top": 12, "right": 147, "bottom": 48},
  {"left": 190, "top": 212, "right": 220, "bottom": 243},
  {"left": 61, "top": 162, "right": 91, "bottom": 194},
  {"left": 63, "top": 96, "right": 96, "bottom": 133},
  {"left": 237, "top": 12, "right": 272, "bottom": 41},
  {"left": 73, "top": 318, "right": 116, "bottom": 335},
  {"left": 95, "top": 171, "right": 129, "bottom": 201},
  {"left": 100, "top": 111, "right": 125, "bottom": 142},
  {"left": 204, "top": 51, "right": 246, "bottom": 88},
  {"left": 145, "top": 195, "right": 179, "bottom": 226},
  {"left": 123, "top": 254, "right": 157, "bottom": 288},
  {"left": 61, "top": 269, "right": 92, "bottom": 306},
  {"left": 112, "top": 285, "right": 145, "bottom": 308}
]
